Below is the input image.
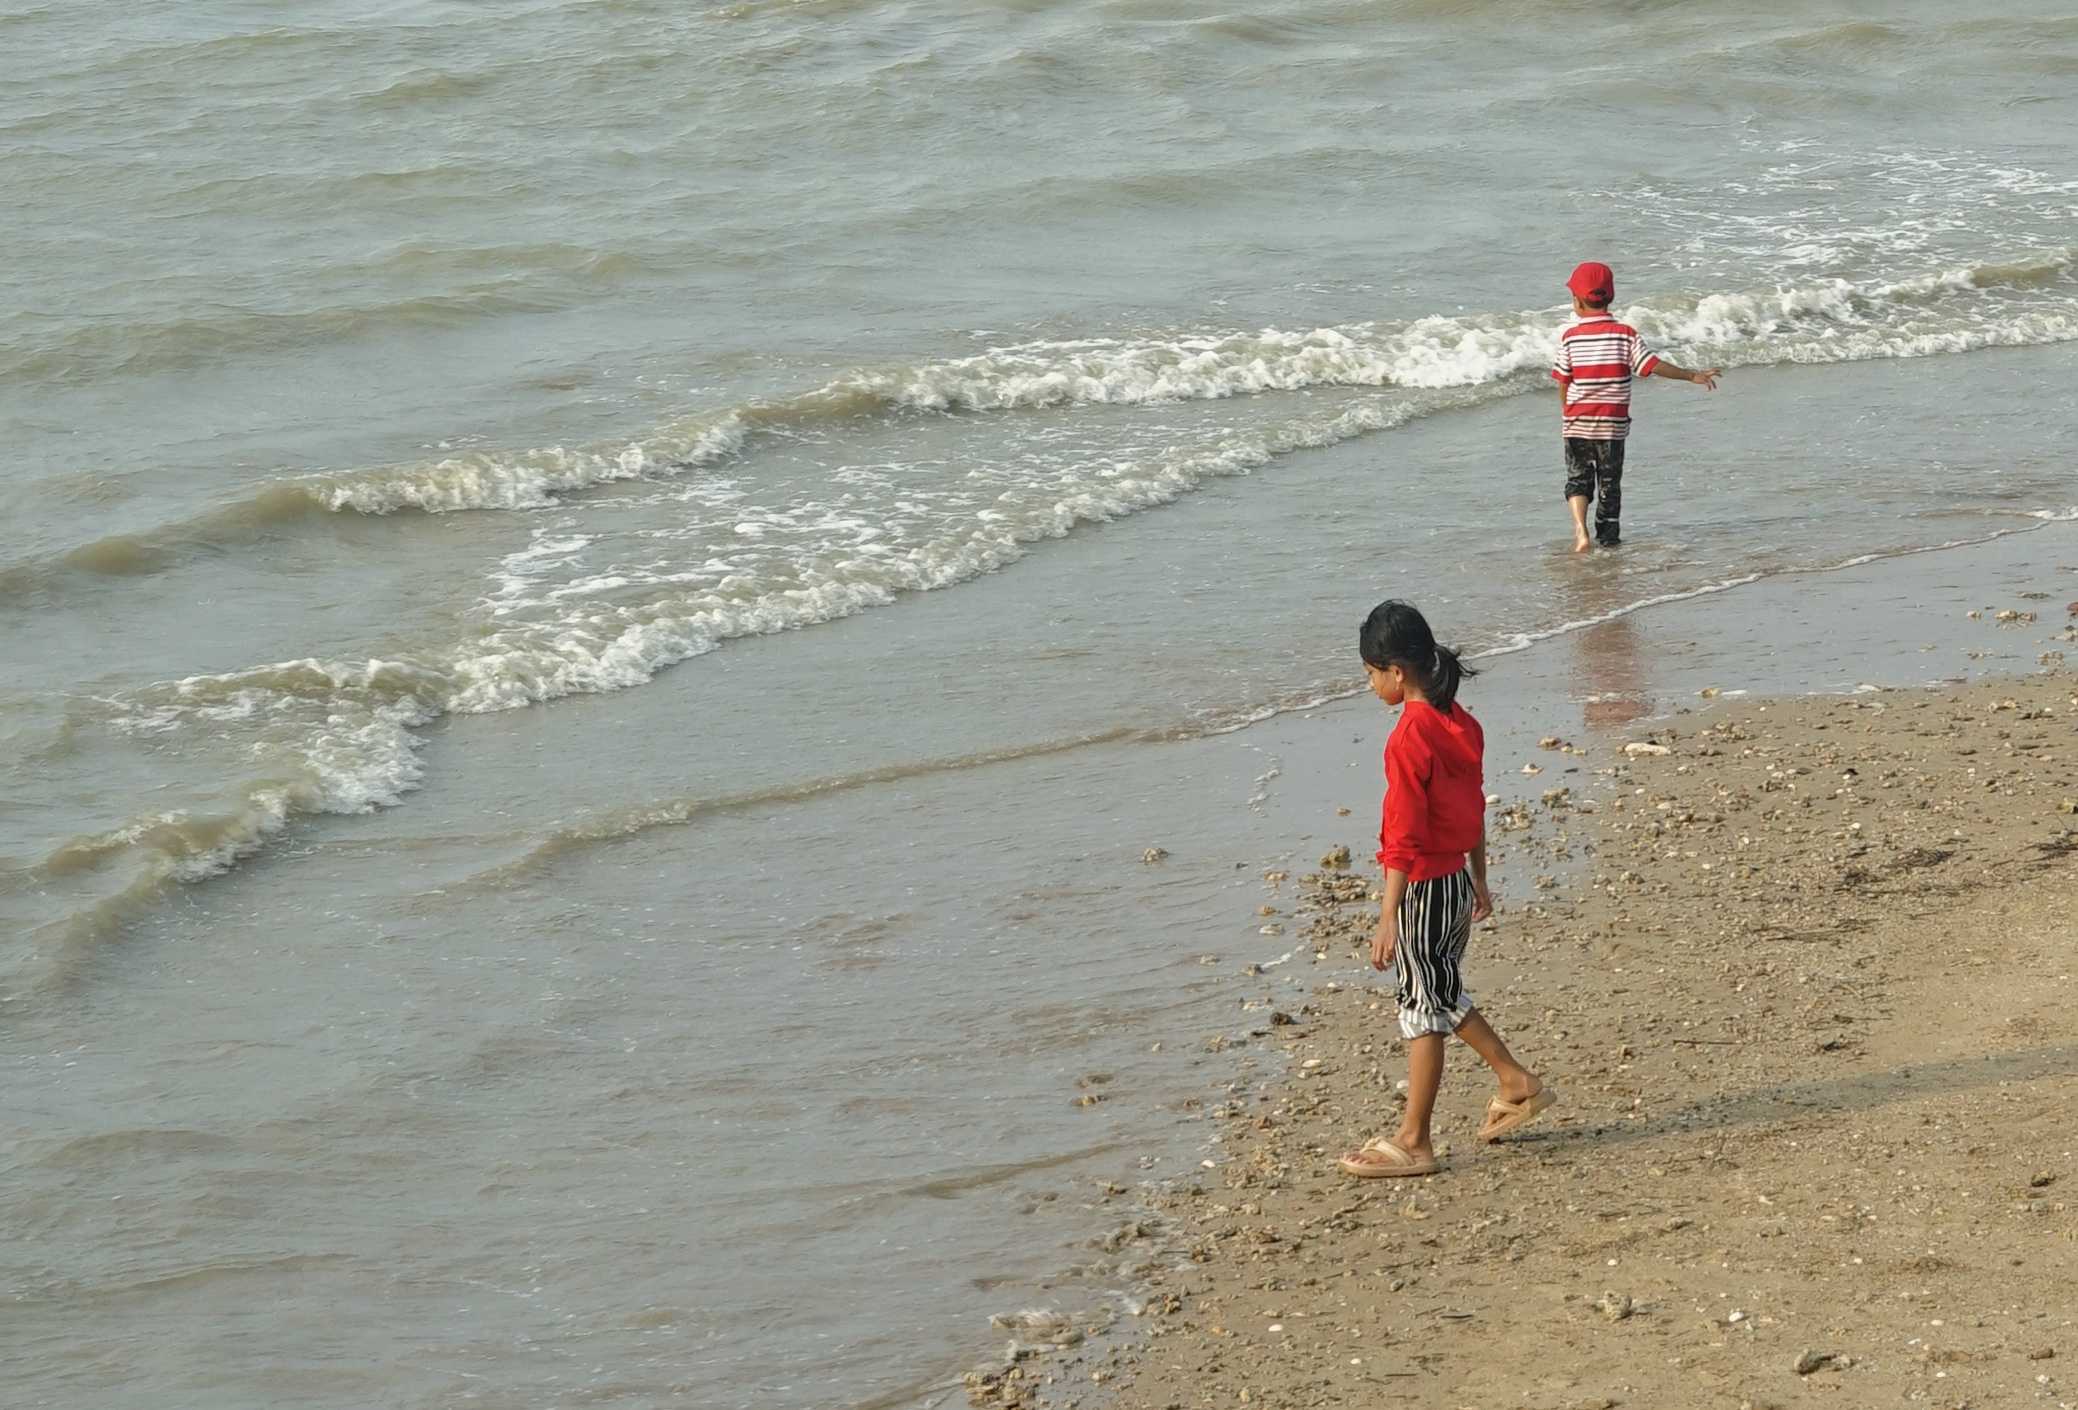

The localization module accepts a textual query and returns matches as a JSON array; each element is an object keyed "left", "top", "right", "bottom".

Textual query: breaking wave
[
  {"left": 15, "top": 251, "right": 2078, "bottom": 942},
  {"left": 11, "top": 249, "right": 2071, "bottom": 595}
]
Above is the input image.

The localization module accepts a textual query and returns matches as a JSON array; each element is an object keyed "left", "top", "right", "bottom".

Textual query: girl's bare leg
[{"left": 1453, "top": 1008, "right": 1541, "bottom": 1103}]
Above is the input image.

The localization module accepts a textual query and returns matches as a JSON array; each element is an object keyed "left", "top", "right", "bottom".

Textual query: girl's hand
[
  {"left": 1370, "top": 914, "right": 1397, "bottom": 972},
  {"left": 1692, "top": 367, "right": 1721, "bottom": 390},
  {"left": 1471, "top": 880, "right": 1494, "bottom": 923}
]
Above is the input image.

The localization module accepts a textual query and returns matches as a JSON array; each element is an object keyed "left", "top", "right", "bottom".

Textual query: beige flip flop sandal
[
  {"left": 1478, "top": 1087, "right": 1557, "bottom": 1143},
  {"left": 1337, "top": 1137, "right": 1441, "bottom": 1179}
]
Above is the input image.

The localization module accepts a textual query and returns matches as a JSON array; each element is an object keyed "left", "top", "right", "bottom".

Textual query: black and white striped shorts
[{"left": 1394, "top": 868, "right": 1476, "bottom": 1039}]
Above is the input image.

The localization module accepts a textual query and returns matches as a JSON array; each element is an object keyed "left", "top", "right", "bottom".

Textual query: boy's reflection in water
[{"left": 1562, "top": 561, "right": 1650, "bottom": 732}]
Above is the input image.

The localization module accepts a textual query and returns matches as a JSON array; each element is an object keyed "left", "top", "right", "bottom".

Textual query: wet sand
[{"left": 972, "top": 654, "right": 2078, "bottom": 1409}]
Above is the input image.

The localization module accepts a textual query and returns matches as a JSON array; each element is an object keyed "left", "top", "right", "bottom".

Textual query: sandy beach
[{"left": 965, "top": 652, "right": 2078, "bottom": 1410}]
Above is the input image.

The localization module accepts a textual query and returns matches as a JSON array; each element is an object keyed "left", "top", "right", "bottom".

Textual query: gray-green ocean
[{"left": 5, "top": 3, "right": 2077, "bottom": 1406}]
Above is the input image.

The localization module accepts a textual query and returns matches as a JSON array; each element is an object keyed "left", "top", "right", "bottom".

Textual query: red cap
[{"left": 1567, "top": 261, "right": 1615, "bottom": 303}]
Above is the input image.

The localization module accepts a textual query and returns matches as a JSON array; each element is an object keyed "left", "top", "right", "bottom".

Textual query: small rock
[
  {"left": 1142, "top": 847, "right": 1169, "bottom": 864},
  {"left": 2032, "top": 1172, "right": 2057, "bottom": 1188},
  {"left": 990, "top": 1309, "right": 1072, "bottom": 1338},
  {"left": 1320, "top": 844, "right": 1352, "bottom": 869},
  {"left": 1594, "top": 1292, "right": 1634, "bottom": 1322},
  {"left": 1269, "top": 1011, "right": 1297, "bottom": 1026},
  {"left": 1099, "top": 1222, "right": 1150, "bottom": 1251},
  {"left": 1624, "top": 741, "right": 1671, "bottom": 757},
  {"left": 1794, "top": 1349, "right": 1838, "bottom": 1375},
  {"left": 2029, "top": 1347, "right": 2056, "bottom": 1361}
]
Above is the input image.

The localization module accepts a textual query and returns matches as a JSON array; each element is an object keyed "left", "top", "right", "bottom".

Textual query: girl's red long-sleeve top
[{"left": 1376, "top": 699, "right": 1487, "bottom": 880}]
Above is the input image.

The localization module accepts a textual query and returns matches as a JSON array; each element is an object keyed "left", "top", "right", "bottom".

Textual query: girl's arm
[
  {"left": 1469, "top": 829, "right": 1493, "bottom": 922},
  {"left": 1378, "top": 735, "right": 1431, "bottom": 876},
  {"left": 1375, "top": 730, "right": 1429, "bottom": 970},
  {"left": 1371, "top": 867, "right": 1410, "bottom": 972}
]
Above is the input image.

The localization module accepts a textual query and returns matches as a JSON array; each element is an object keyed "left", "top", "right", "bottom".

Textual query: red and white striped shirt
[{"left": 1550, "top": 315, "right": 1659, "bottom": 441}]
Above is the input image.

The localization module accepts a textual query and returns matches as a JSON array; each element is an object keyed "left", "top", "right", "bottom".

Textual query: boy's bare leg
[
  {"left": 1567, "top": 494, "right": 1593, "bottom": 553},
  {"left": 1453, "top": 1008, "right": 1542, "bottom": 1103},
  {"left": 1394, "top": 1033, "right": 1447, "bottom": 1158}
]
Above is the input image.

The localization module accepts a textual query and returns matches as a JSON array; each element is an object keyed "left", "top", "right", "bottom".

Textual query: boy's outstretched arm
[{"left": 1649, "top": 358, "right": 1721, "bottom": 390}]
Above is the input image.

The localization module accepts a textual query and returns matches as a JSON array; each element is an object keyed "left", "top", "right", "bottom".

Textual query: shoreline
[{"left": 960, "top": 652, "right": 2078, "bottom": 1408}]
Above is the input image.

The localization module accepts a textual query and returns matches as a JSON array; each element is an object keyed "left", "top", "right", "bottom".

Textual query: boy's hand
[
  {"left": 1471, "top": 880, "right": 1494, "bottom": 923},
  {"left": 1370, "top": 914, "right": 1397, "bottom": 971},
  {"left": 1691, "top": 367, "right": 1721, "bottom": 390}
]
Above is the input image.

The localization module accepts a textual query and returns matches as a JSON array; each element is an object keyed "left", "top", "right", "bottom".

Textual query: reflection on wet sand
[{"left": 1559, "top": 558, "right": 1649, "bottom": 731}]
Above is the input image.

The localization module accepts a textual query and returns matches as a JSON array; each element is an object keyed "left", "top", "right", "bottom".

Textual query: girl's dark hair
[{"left": 1359, "top": 599, "right": 1476, "bottom": 712}]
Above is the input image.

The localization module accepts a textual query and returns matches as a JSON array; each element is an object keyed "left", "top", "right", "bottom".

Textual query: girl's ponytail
[
  {"left": 1359, "top": 600, "right": 1476, "bottom": 710},
  {"left": 1428, "top": 643, "right": 1467, "bottom": 712}
]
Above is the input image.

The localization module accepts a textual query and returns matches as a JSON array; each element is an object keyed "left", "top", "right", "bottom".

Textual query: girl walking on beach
[{"left": 1338, "top": 601, "right": 1555, "bottom": 1178}]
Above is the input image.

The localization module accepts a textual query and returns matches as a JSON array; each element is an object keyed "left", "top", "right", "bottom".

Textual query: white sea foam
[
  {"left": 45, "top": 697, "right": 427, "bottom": 887},
  {"left": 1475, "top": 575, "right": 1772, "bottom": 661},
  {"left": 302, "top": 414, "right": 752, "bottom": 515},
  {"left": 258, "top": 254, "right": 2078, "bottom": 520},
  {"left": 82, "top": 254, "right": 2078, "bottom": 891}
]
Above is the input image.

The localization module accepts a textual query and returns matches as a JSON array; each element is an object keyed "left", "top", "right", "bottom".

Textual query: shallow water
[{"left": 5, "top": 3, "right": 2078, "bottom": 1406}]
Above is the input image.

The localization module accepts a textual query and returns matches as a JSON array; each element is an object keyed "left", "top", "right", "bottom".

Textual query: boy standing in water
[
  {"left": 1552, "top": 261, "right": 1721, "bottom": 553},
  {"left": 1338, "top": 601, "right": 1552, "bottom": 1179}
]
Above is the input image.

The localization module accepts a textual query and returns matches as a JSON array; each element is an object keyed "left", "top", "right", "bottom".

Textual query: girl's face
[{"left": 1364, "top": 660, "right": 1407, "bottom": 706}]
